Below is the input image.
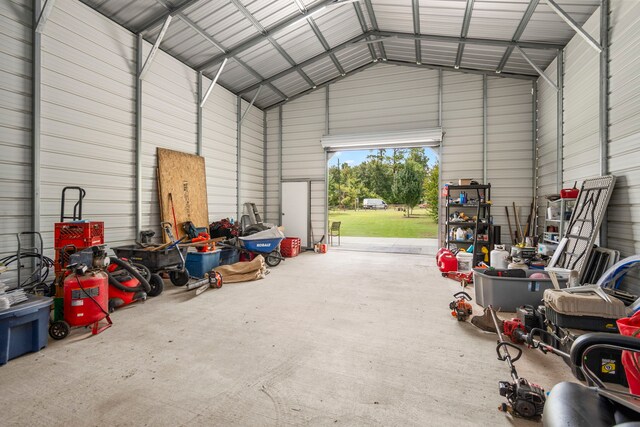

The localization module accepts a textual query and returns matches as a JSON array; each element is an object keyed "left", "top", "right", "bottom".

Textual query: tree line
[{"left": 329, "top": 148, "right": 439, "bottom": 220}]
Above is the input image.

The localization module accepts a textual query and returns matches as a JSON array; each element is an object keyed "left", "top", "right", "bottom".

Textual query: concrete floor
[
  {"left": 0, "top": 250, "right": 576, "bottom": 426},
  {"left": 330, "top": 237, "right": 439, "bottom": 256}
]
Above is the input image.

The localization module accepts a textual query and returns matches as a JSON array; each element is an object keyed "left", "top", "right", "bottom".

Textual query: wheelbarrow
[{"left": 219, "top": 227, "right": 285, "bottom": 267}]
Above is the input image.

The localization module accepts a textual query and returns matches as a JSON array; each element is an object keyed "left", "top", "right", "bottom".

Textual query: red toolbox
[{"left": 281, "top": 237, "right": 301, "bottom": 257}]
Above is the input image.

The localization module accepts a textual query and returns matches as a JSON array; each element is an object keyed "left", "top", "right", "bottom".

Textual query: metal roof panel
[
  {"left": 334, "top": 45, "right": 373, "bottom": 72},
  {"left": 271, "top": 72, "right": 311, "bottom": 97},
  {"left": 466, "top": 0, "right": 529, "bottom": 41},
  {"left": 271, "top": 18, "right": 327, "bottom": 64},
  {"left": 312, "top": 3, "right": 363, "bottom": 48},
  {"left": 235, "top": 38, "right": 293, "bottom": 78},
  {"left": 301, "top": 55, "right": 339, "bottom": 85}
]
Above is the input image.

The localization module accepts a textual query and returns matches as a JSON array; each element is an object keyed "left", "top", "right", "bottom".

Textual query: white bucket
[{"left": 457, "top": 251, "right": 474, "bottom": 272}]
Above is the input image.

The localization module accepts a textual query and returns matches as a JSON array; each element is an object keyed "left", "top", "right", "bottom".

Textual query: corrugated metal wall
[
  {"left": 486, "top": 77, "right": 534, "bottom": 245},
  {"left": 562, "top": 8, "right": 601, "bottom": 186},
  {"left": 239, "top": 100, "right": 265, "bottom": 217},
  {"left": 535, "top": 58, "right": 558, "bottom": 235},
  {"left": 264, "top": 108, "right": 280, "bottom": 225},
  {"left": 202, "top": 82, "right": 237, "bottom": 221},
  {"left": 141, "top": 42, "right": 198, "bottom": 237},
  {"left": 607, "top": 0, "right": 640, "bottom": 292},
  {"left": 40, "top": 1, "right": 137, "bottom": 251},
  {"left": 0, "top": 0, "right": 32, "bottom": 258},
  {"left": 0, "top": 0, "right": 258, "bottom": 259},
  {"left": 266, "top": 64, "right": 534, "bottom": 245},
  {"left": 329, "top": 65, "right": 439, "bottom": 133},
  {"left": 440, "top": 72, "right": 483, "bottom": 243},
  {"left": 282, "top": 90, "right": 326, "bottom": 242}
]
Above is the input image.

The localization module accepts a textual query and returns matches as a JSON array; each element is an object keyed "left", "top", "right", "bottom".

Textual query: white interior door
[{"left": 281, "top": 181, "right": 309, "bottom": 247}]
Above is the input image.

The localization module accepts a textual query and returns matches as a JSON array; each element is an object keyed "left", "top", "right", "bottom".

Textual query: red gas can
[
  {"left": 438, "top": 253, "right": 458, "bottom": 273},
  {"left": 63, "top": 270, "right": 109, "bottom": 328},
  {"left": 436, "top": 248, "right": 452, "bottom": 263}
]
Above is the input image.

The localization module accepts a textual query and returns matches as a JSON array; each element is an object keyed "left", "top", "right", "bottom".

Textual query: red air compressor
[{"left": 49, "top": 247, "right": 112, "bottom": 340}]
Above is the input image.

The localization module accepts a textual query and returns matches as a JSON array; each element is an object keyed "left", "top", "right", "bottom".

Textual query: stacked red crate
[{"left": 280, "top": 237, "right": 301, "bottom": 257}]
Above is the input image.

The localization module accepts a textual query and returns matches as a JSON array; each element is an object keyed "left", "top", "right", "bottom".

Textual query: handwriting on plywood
[{"left": 157, "top": 148, "right": 208, "bottom": 242}]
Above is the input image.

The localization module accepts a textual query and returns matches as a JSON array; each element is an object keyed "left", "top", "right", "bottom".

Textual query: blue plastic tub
[
  {"left": 219, "top": 247, "right": 240, "bottom": 265},
  {"left": 185, "top": 250, "right": 221, "bottom": 278},
  {"left": 0, "top": 295, "right": 53, "bottom": 366}
]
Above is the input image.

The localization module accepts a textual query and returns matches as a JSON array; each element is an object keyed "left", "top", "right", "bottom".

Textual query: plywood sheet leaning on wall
[{"left": 157, "top": 148, "right": 209, "bottom": 241}]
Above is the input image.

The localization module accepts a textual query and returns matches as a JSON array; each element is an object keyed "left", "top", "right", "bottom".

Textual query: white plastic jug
[
  {"left": 457, "top": 251, "right": 474, "bottom": 272},
  {"left": 490, "top": 245, "right": 509, "bottom": 269},
  {"left": 455, "top": 228, "right": 465, "bottom": 241}
]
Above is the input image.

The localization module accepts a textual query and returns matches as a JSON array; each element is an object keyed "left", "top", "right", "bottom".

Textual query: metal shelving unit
[
  {"left": 543, "top": 198, "right": 576, "bottom": 246},
  {"left": 444, "top": 184, "right": 493, "bottom": 266}
]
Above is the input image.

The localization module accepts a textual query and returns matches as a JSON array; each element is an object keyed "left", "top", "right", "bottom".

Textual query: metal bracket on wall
[{"left": 138, "top": 15, "right": 172, "bottom": 81}]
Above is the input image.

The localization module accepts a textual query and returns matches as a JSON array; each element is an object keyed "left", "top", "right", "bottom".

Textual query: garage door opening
[{"left": 327, "top": 147, "right": 439, "bottom": 253}]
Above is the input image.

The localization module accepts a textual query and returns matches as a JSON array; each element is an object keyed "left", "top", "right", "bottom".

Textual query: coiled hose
[{"left": 107, "top": 257, "right": 151, "bottom": 293}]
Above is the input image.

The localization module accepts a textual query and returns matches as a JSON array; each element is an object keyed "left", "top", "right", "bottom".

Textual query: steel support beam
[
  {"left": 306, "top": 19, "right": 346, "bottom": 75},
  {"left": 240, "top": 85, "right": 262, "bottom": 125},
  {"left": 266, "top": 62, "right": 378, "bottom": 110},
  {"left": 197, "top": 0, "right": 337, "bottom": 70},
  {"left": 200, "top": 57, "right": 228, "bottom": 108},
  {"left": 237, "top": 96, "right": 242, "bottom": 220},
  {"left": 135, "top": 34, "right": 143, "bottom": 236},
  {"left": 532, "top": 80, "right": 538, "bottom": 233},
  {"left": 263, "top": 111, "right": 267, "bottom": 216},
  {"left": 138, "top": 15, "right": 172, "bottom": 81},
  {"left": 35, "top": 0, "right": 55, "bottom": 34},
  {"left": 556, "top": 49, "right": 563, "bottom": 193},
  {"left": 385, "top": 59, "right": 537, "bottom": 81},
  {"left": 599, "top": 0, "right": 609, "bottom": 247},
  {"left": 496, "top": 0, "right": 539, "bottom": 73},
  {"left": 278, "top": 106, "right": 283, "bottom": 225},
  {"left": 197, "top": 71, "right": 203, "bottom": 156},
  {"left": 239, "top": 33, "right": 371, "bottom": 95},
  {"left": 353, "top": 2, "right": 377, "bottom": 61},
  {"left": 412, "top": 0, "right": 422, "bottom": 64},
  {"left": 139, "top": 0, "right": 201, "bottom": 33},
  {"left": 229, "top": 0, "right": 316, "bottom": 90},
  {"left": 543, "top": 0, "right": 602, "bottom": 52},
  {"left": 515, "top": 46, "right": 558, "bottom": 90},
  {"left": 455, "top": 0, "right": 475, "bottom": 69},
  {"left": 377, "top": 31, "right": 563, "bottom": 50},
  {"left": 482, "top": 74, "right": 487, "bottom": 183},
  {"left": 437, "top": 69, "right": 443, "bottom": 246},
  {"left": 324, "top": 86, "right": 330, "bottom": 240},
  {"left": 364, "top": 0, "right": 387, "bottom": 60},
  {"left": 32, "top": 0, "right": 42, "bottom": 233}
]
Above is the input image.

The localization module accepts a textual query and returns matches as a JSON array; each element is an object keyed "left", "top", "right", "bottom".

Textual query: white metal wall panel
[
  {"left": 281, "top": 90, "right": 326, "bottom": 242},
  {"left": 607, "top": 0, "right": 640, "bottom": 293},
  {"left": 535, "top": 58, "right": 558, "bottom": 234},
  {"left": 440, "top": 72, "right": 483, "bottom": 184},
  {"left": 240, "top": 100, "right": 264, "bottom": 215},
  {"left": 328, "top": 64, "right": 439, "bottom": 134},
  {"left": 141, "top": 41, "right": 198, "bottom": 235},
  {"left": 40, "top": 1, "right": 136, "bottom": 251},
  {"left": 202, "top": 81, "right": 238, "bottom": 221},
  {"left": 562, "top": 7, "right": 601, "bottom": 186},
  {"left": 486, "top": 77, "right": 534, "bottom": 245},
  {"left": 264, "top": 108, "right": 280, "bottom": 225},
  {"left": 440, "top": 72, "right": 483, "bottom": 243},
  {"left": 0, "top": 0, "right": 31, "bottom": 257}
]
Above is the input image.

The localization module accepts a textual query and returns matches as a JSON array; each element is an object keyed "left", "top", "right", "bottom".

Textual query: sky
[{"left": 328, "top": 147, "right": 439, "bottom": 168}]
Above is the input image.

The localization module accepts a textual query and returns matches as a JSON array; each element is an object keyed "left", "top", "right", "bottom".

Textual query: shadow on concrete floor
[{"left": 327, "top": 236, "right": 439, "bottom": 256}]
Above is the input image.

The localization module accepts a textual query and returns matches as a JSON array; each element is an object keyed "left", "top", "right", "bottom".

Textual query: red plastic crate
[
  {"left": 281, "top": 237, "right": 301, "bottom": 257},
  {"left": 54, "top": 221, "right": 104, "bottom": 250}
]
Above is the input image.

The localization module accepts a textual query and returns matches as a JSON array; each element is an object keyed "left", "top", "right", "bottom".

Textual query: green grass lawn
[{"left": 328, "top": 208, "right": 438, "bottom": 238}]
